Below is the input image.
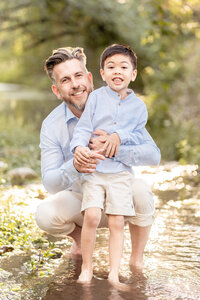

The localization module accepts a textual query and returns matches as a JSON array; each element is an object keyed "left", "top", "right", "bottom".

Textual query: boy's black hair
[{"left": 100, "top": 44, "right": 137, "bottom": 70}]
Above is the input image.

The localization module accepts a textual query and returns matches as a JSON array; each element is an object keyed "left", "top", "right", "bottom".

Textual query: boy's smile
[{"left": 100, "top": 54, "right": 137, "bottom": 100}]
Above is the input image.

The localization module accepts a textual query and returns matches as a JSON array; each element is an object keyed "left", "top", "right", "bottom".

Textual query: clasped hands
[{"left": 73, "top": 129, "right": 120, "bottom": 173}]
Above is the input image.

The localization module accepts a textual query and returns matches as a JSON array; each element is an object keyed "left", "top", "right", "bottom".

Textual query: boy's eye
[
  {"left": 108, "top": 66, "right": 114, "bottom": 69},
  {"left": 122, "top": 66, "right": 128, "bottom": 69}
]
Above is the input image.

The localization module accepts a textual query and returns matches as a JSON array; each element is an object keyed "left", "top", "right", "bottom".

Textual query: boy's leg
[
  {"left": 108, "top": 215, "right": 124, "bottom": 283},
  {"left": 35, "top": 189, "right": 107, "bottom": 258},
  {"left": 78, "top": 207, "right": 102, "bottom": 283}
]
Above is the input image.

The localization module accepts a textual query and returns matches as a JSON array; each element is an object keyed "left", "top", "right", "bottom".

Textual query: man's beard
[
  {"left": 62, "top": 86, "right": 93, "bottom": 113},
  {"left": 63, "top": 97, "right": 86, "bottom": 112}
]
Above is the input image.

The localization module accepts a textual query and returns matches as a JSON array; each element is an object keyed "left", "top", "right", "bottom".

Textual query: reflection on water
[
  {"left": 41, "top": 164, "right": 200, "bottom": 300},
  {"left": 0, "top": 165, "right": 199, "bottom": 299},
  {"left": 0, "top": 84, "right": 60, "bottom": 131}
]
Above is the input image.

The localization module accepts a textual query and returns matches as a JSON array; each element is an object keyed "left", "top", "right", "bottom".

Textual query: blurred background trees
[{"left": 0, "top": 0, "right": 199, "bottom": 164}]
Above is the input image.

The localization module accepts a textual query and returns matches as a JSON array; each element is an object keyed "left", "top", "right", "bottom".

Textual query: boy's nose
[{"left": 114, "top": 67, "right": 121, "bottom": 74}]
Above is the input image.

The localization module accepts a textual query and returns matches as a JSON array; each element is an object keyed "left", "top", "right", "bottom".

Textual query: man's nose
[{"left": 71, "top": 77, "right": 79, "bottom": 88}]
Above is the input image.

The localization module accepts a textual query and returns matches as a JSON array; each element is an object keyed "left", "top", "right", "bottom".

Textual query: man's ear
[
  {"left": 88, "top": 72, "right": 93, "bottom": 82},
  {"left": 100, "top": 69, "right": 105, "bottom": 81},
  {"left": 52, "top": 85, "right": 61, "bottom": 99},
  {"left": 131, "top": 69, "right": 137, "bottom": 82}
]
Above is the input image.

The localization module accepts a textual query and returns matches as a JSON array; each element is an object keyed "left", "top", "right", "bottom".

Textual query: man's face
[
  {"left": 52, "top": 59, "right": 93, "bottom": 115},
  {"left": 100, "top": 54, "right": 137, "bottom": 97}
]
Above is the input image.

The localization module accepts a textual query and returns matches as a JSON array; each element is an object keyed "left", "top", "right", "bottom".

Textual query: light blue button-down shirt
[
  {"left": 70, "top": 86, "right": 148, "bottom": 174},
  {"left": 40, "top": 94, "right": 161, "bottom": 194}
]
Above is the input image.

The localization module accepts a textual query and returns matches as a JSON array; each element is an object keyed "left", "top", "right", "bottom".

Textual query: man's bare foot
[
  {"left": 129, "top": 257, "right": 143, "bottom": 272},
  {"left": 69, "top": 240, "right": 82, "bottom": 259},
  {"left": 67, "top": 225, "right": 82, "bottom": 259},
  {"left": 77, "top": 269, "right": 93, "bottom": 283}
]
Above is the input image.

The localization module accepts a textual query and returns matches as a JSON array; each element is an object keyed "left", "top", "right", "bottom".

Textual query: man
[{"left": 35, "top": 47, "right": 161, "bottom": 270}]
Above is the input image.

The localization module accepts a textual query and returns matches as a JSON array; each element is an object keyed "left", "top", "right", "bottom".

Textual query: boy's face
[{"left": 100, "top": 54, "right": 137, "bottom": 98}]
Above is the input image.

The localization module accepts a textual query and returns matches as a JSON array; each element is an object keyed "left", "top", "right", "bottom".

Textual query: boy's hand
[
  {"left": 74, "top": 148, "right": 105, "bottom": 173},
  {"left": 89, "top": 129, "right": 109, "bottom": 151},
  {"left": 74, "top": 146, "right": 91, "bottom": 165},
  {"left": 103, "top": 133, "right": 120, "bottom": 158}
]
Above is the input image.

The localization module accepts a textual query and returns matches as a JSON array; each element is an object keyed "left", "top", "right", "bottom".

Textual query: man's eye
[
  {"left": 62, "top": 78, "right": 68, "bottom": 83},
  {"left": 76, "top": 74, "right": 83, "bottom": 77}
]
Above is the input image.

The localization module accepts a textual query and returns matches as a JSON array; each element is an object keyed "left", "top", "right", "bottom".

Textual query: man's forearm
[
  {"left": 113, "top": 143, "right": 161, "bottom": 167},
  {"left": 42, "top": 159, "right": 80, "bottom": 194}
]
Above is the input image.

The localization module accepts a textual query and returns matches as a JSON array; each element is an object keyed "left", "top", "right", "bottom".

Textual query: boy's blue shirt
[
  {"left": 70, "top": 85, "right": 148, "bottom": 174},
  {"left": 40, "top": 96, "right": 160, "bottom": 194}
]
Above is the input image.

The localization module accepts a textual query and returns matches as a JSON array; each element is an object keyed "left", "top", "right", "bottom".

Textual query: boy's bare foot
[
  {"left": 77, "top": 269, "right": 93, "bottom": 283},
  {"left": 108, "top": 276, "right": 130, "bottom": 292}
]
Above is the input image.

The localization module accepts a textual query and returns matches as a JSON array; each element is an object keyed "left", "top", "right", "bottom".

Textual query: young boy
[{"left": 70, "top": 44, "right": 148, "bottom": 284}]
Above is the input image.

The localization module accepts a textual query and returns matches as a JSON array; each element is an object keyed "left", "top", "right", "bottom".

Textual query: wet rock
[
  {"left": 48, "top": 249, "right": 63, "bottom": 259},
  {"left": 8, "top": 167, "right": 37, "bottom": 185},
  {"left": 0, "top": 245, "right": 14, "bottom": 255}
]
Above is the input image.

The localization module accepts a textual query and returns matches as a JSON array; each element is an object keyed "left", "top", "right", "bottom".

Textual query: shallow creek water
[{"left": 0, "top": 163, "right": 200, "bottom": 300}]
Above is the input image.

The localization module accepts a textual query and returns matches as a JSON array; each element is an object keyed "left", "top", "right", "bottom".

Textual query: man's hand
[
  {"left": 103, "top": 132, "right": 120, "bottom": 158},
  {"left": 73, "top": 148, "right": 105, "bottom": 173},
  {"left": 89, "top": 129, "right": 109, "bottom": 152}
]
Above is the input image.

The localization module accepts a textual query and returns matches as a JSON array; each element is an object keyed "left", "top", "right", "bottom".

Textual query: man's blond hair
[{"left": 44, "top": 47, "right": 87, "bottom": 82}]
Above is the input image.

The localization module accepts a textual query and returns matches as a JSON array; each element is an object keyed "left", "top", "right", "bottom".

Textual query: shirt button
[
  {"left": 118, "top": 103, "right": 120, "bottom": 106},
  {"left": 114, "top": 121, "right": 117, "bottom": 125}
]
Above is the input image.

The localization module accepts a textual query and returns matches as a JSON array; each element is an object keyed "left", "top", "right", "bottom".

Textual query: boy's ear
[
  {"left": 52, "top": 85, "right": 62, "bottom": 100},
  {"left": 100, "top": 69, "right": 106, "bottom": 81},
  {"left": 131, "top": 69, "right": 137, "bottom": 82}
]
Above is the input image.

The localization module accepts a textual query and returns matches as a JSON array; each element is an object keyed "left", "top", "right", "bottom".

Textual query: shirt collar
[
  {"left": 105, "top": 85, "right": 134, "bottom": 100},
  {"left": 64, "top": 102, "right": 78, "bottom": 123}
]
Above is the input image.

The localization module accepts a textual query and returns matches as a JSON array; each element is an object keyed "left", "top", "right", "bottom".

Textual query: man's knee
[
  {"left": 132, "top": 179, "right": 154, "bottom": 214},
  {"left": 35, "top": 201, "right": 55, "bottom": 233}
]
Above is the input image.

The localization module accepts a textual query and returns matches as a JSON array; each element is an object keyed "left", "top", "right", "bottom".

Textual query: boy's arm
[
  {"left": 114, "top": 103, "right": 148, "bottom": 146},
  {"left": 40, "top": 121, "right": 103, "bottom": 194},
  {"left": 70, "top": 94, "right": 96, "bottom": 152}
]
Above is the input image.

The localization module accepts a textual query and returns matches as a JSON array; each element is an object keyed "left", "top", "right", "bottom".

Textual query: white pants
[{"left": 35, "top": 178, "right": 155, "bottom": 237}]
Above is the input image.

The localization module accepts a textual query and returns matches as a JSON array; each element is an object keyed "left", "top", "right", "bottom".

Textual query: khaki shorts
[
  {"left": 35, "top": 178, "right": 155, "bottom": 237},
  {"left": 81, "top": 171, "right": 135, "bottom": 216}
]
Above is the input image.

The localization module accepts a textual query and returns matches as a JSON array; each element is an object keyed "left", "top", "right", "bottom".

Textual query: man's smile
[{"left": 71, "top": 89, "right": 86, "bottom": 96}]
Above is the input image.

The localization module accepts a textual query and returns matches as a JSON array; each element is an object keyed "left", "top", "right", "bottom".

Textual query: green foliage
[
  {"left": 0, "top": 117, "right": 41, "bottom": 177},
  {"left": 0, "top": 185, "right": 66, "bottom": 282},
  {"left": 0, "top": 0, "right": 199, "bottom": 163}
]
